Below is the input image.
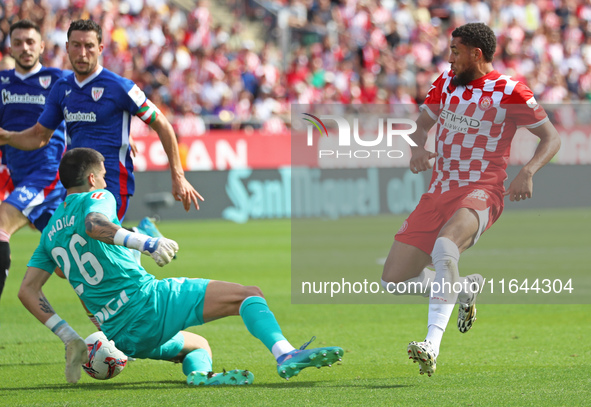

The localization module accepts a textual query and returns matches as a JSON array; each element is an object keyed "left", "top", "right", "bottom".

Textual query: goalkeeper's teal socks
[
  {"left": 182, "top": 348, "right": 212, "bottom": 375},
  {"left": 240, "top": 296, "right": 295, "bottom": 359}
]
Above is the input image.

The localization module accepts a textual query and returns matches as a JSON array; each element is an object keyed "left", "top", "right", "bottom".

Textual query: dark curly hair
[
  {"left": 67, "top": 19, "right": 102, "bottom": 44},
  {"left": 451, "top": 23, "right": 496, "bottom": 63}
]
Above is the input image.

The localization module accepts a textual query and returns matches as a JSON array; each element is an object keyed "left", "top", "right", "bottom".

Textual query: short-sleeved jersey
[
  {"left": 0, "top": 66, "right": 67, "bottom": 185},
  {"left": 38, "top": 66, "right": 149, "bottom": 199},
  {"left": 28, "top": 189, "right": 156, "bottom": 336},
  {"left": 420, "top": 70, "right": 548, "bottom": 194}
]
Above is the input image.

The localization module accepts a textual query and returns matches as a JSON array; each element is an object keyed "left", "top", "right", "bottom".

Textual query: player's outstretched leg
[
  {"left": 407, "top": 340, "right": 437, "bottom": 377},
  {"left": 276, "top": 336, "right": 344, "bottom": 380},
  {"left": 65, "top": 337, "right": 89, "bottom": 384},
  {"left": 457, "top": 274, "right": 484, "bottom": 333},
  {"left": 238, "top": 295, "right": 344, "bottom": 380}
]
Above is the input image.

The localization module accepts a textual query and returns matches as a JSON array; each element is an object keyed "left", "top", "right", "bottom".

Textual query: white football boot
[
  {"left": 458, "top": 274, "right": 484, "bottom": 333},
  {"left": 407, "top": 340, "right": 437, "bottom": 377}
]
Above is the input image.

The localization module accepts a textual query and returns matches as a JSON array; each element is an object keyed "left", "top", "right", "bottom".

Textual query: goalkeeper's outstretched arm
[{"left": 85, "top": 212, "right": 179, "bottom": 267}]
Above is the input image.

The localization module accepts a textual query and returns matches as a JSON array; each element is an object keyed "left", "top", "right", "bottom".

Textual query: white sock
[
  {"left": 427, "top": 237, "right": 461, "bottom": 353},
  {"left": 272, "top": 340, "right": 296, "bottom": 360},
  {"left": 425, "top": 325, "right": 444, "bottom": 356},
  {"left": 381, "top": 268, "right": 435, "bottom": 297}
]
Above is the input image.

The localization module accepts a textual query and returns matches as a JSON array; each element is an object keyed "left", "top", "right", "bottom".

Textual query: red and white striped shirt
[{"left": 421, "top": 70, "right": 548, "bottom": 194}]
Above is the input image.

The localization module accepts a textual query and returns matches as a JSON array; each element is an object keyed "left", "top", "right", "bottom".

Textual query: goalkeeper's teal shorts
[{"left": 108, "top": 277, "right": 210, "bottom": 359}]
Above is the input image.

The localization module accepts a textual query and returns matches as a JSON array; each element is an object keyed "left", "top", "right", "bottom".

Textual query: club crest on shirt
[
  {"left": 478, "top": 95, "right": 493, "bottom": 111},
  {"left": 92, "top": 87, "right": 104, "bottom": 101},
  {"left": 39, "top": 75, "right": 52, "bottom": 89}
]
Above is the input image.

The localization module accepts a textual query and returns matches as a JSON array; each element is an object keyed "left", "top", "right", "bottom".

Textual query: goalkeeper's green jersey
[{"left": 28, "top": 189, "right": 156, "bottom": 337}]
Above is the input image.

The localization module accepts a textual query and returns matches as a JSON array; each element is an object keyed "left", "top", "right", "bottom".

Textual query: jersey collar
[
  {"left": 14, "top": 63, "right": 43, "bottom": 81},
  {"left": 466, "top": 70, "right": 500, "bottom": 89},
  {"left": 74, "top": 65, "right": 103, "bottom": 88}
]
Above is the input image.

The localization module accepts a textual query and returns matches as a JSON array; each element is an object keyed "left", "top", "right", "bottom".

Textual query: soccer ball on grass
[{"left": 82, "top": 331, "right": 128, "bottom": 380}]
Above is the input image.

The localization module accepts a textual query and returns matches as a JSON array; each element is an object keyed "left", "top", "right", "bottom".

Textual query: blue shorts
[
  {"left": 109, "top": 278, "right": 210, "bottom": 360},
  {"left": 4, "top": 176, "right": 66, "bottom": 231}
]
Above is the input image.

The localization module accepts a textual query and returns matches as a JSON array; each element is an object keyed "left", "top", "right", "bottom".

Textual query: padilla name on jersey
[
  {"left": 420, "top": 69, "right": 548, "bottom": 195},
  {"left": 38, "top": 66, "right": 160, "bottom": 201},
  {"left": 0, "top": 66, "right": 67, "bottom": 185}
]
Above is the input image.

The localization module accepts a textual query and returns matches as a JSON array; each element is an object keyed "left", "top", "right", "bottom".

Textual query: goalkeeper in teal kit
[{"left": 18, "top": 148, "right": 344, "bottom": 385}]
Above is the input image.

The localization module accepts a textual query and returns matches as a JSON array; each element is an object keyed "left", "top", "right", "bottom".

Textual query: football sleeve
[
  {"left": 122, "top": 81, "right": 161, "bottom": 125},
  {"left": 84, "top": 190, "right": 120, "bottom": 225},
  {"left": 38, "top": 83, "right": 65, "bottom": 131},
  {"left": 419, "top": 71, "right": 446, "bottom": 120},
  {"left": 27, "top": 240, "right": 57, "bottom": 274},
  {"left": 508, "top": 83, "right": 548, "bottom": 128}
]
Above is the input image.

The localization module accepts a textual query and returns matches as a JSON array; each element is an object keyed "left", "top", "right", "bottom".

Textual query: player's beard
[
  {"left": 451, "top": 65, "right": 478, "bottom": 87},
  {"left": 72, "top": 59, "right": 96, "bottom": 76},
  {"left": 14, "top": 54, "right": 39, "bottom": 72}
]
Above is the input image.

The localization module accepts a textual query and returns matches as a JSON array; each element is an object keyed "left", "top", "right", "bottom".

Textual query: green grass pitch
[{"left": 0, "top": 208, "right": 589, "bottom": 406}]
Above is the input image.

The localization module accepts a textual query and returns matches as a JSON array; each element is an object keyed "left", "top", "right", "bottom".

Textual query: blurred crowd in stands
[{"left": 1, "top": 0, "right": 589, "bottom": 134}]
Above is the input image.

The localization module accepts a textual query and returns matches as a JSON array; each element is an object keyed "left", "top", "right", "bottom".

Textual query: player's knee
[
  {"left": 243, "top": 285, "right": 264, "bottom": 300},
  {"left": 194, "top": 336, "right": 210, "bottom": 353},
  {"left": 182, "top": 332, "right": 211, "bottom": 354}
]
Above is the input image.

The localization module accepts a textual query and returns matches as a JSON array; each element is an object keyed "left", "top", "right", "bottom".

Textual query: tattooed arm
[
  {"left": 85, "top": 211, "right": 179, "bottom": 267},
  {"left": 18, "top": 267, "right": 55, "bottom": 324},
  {"left": 85, "top": 212, "right": 120, "bottom": 244},
  {"left": 19, "top": 266, "right": 87, "bottom": 384}
]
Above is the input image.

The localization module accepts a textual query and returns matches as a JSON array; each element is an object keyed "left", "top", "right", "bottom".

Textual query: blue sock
[
  {"left": 182, "top": 349, "right": 212, "bottom": 376},
  {"left": 240, "top": 296, "right": 287, "bottom": 352}
]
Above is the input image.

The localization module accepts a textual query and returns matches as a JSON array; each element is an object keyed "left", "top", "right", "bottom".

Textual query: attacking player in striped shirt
[{"left": 380, "top": 23, "right": 561, "bottom": 377}]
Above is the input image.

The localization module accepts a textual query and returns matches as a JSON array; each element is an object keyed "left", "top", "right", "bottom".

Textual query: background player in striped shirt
[
  {"left": 380, "top": 23, "right": 561, "bottom": 377},
  {"left": 0, "top": 20, "right": 67, "bottom": 304}
]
